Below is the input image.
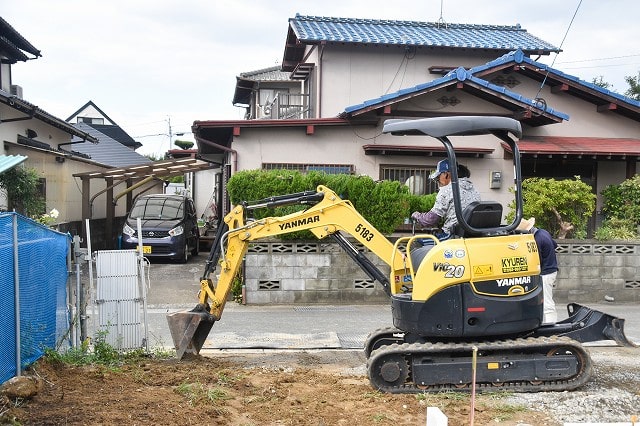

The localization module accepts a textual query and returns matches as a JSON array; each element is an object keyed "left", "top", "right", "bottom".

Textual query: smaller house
[
  {"left": 233, "top": 66, "right": 308, "bottom": 120},
  {"left": 66, "top": 100, "right": 143, "bottom": 150}
]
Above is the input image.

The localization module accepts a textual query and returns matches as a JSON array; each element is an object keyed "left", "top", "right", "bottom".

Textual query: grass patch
[{"left": 175, "top": 382, "right": 231, "bottom": 407}]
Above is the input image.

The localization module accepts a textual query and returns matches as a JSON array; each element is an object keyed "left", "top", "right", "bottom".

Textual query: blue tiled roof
[
  {"left": 290, "top": 14, "right": 559, "bottom": 53},
  {"left": 470, "top": 50, "right": 640, "bottom": 108},
  {"left": 343, "top": 66, "right": 570, "bottom": 120}
]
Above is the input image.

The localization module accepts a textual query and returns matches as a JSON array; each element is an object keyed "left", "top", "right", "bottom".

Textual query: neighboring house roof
[
  {"left": 88, "top": 123, "right": 142, "bottom": 149},
  {"left": 503, "top": 136, "right": 640, "bottom": 160},
  {"left": 66, "top": 101, "right": 142, "bottom": 148},
  {"left": 66, "top": 100, "right": 119, "bottom": 126},
  {"left": 239, "top": 66, "right": 292, "bottom": 82},
  {"left": 0, "top": 154, "right": 27, "bottom": 174},
  {"left": 0, "top": 17, "right": 41, "bottom": 63},
  {"left": 283, "top": 14, "right": 559, "bottom": 70},
  {"left": 342, "top": 49, "right": 640, "bottom": 125},
  {"left": 342, "top": 66, "right": 569, "bottom": 126},
  {"left": 233, "top": 66, "right": 295, "bottom": 106},
  {"left": 470, "top": 49, "right": 640, "bottom": 121},
  {"left": 70, "top": 122, "right": 151, "bottom": 167},
  {"left": 0, "top": 89, "right": 97, "bottom": 142}
]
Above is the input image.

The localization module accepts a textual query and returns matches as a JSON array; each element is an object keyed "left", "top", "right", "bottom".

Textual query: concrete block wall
[
  {"left": 243, "top": 239, "right": 640, "bottom": 305},
  {"left": 554, "top": 240, "right": 640, "bottom": 304},
  {"left": 244, "top": 240, "right": 389, "bottom": 304}
]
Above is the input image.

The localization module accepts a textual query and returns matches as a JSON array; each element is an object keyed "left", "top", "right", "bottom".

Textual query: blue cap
[{"left": 429, "top": 159, "right": 450, "bottom": 180}]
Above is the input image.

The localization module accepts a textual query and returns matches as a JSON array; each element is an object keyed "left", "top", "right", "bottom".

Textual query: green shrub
[
  {"left": 594, "top": 218, "right": 638, "bottom": 241},
  {"left": 0, "top": 166, "right": 46, "bottom": 216},
  {"left": 601, "top": 175, "right": 640, "bottom": 226},
  {"left": 227, "top": 170, "right": 413, "bottom": 236},
  {"left": 507, "top": 177, "right": 595, "bottom": 239}
]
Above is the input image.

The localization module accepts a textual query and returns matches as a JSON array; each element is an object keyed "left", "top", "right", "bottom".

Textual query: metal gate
[{"left": 95, "top": 250, "right": 146, "bottom": 350}]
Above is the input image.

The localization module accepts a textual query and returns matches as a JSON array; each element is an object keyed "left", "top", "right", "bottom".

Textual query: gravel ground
[{"left": 505, "top": 345, "right": 640, "bottom": 424}]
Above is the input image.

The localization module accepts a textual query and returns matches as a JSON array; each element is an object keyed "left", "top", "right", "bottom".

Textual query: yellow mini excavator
[{"left": 167, "top": 116, "right": 635, "bottom": 393}]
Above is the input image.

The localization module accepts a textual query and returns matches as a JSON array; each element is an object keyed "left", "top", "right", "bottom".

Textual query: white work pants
[{"left": 542, "top": 271, "right": 558, "bottom": 324}]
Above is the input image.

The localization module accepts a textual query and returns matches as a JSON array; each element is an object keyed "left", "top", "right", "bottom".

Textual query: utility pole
[{"left": 167, "top": 116, "right": 173, "bottom": 153}]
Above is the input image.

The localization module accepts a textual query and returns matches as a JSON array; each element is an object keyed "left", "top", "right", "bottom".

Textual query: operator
[
  {"left": 411, "top": 159, "right": 480, "bottom": 241},
  {"left": 517, "top": 217, "right": 558, "bottom": 324}
]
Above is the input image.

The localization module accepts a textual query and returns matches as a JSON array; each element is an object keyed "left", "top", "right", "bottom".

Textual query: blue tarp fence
[{"left": 0, "top": 212, "right": 70, "bottom": 384}]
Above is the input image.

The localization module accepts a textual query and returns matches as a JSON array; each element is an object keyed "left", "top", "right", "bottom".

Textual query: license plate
[{"left": 142, "top": 245, "right": 152, "bottom": 254}]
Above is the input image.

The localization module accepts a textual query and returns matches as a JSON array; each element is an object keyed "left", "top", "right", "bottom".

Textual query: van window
[{"left": 130, "top": 197, "right": 184, "bottom": 220}]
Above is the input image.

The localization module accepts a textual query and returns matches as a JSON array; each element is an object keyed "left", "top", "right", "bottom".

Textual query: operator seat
[{"left": 454, "top": 201, "right": 503, "bottom": 238}]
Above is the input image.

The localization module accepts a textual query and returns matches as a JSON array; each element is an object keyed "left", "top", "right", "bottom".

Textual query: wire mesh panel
[
  {"left": 0, "top": 213, "right": 69, "bottom": 385},
  {"left": 95, "top": 250, "right": 143, "bottom": 351}
]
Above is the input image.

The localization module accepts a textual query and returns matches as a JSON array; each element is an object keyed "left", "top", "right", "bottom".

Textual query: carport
[{"left": 73, "top": 158, "right": 214, "bottom": 248}]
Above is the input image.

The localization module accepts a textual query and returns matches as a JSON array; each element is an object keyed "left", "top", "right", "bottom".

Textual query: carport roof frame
[{"left": 73, "top": 158, "right": 213, "bottom": 180}]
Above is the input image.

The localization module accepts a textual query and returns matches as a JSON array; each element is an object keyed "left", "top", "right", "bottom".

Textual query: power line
[
  {"left": 556, "top": 53, "right": 640, "bottom": 64},
  {"left": 534, "top": 0, "right": 583, "bottom": 101},
  {"left": 560, "top": 62, "right": 640, "bottom": 71}
]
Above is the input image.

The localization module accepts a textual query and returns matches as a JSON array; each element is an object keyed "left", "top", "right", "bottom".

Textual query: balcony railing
[{"left": 259, "top": 93, "right": 310, "bottom": 120}]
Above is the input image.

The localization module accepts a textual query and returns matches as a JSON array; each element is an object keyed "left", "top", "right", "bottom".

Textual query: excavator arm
[{"left": 167, "top": 185, "right": 410, "bottom": 358}]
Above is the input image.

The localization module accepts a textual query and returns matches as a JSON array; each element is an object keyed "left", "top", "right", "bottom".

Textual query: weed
[
  {"left": 175, "top": 382, "right": 231, "bottom": 407},
  {"left": 363, "top": 391, "right": 383, "bottom": 399},
  {"left": 372, "top": 413, "right": 389, "bottom": 422}
]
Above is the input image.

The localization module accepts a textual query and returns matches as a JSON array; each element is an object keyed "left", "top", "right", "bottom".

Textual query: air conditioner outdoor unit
[{"left": 10, "top": 85, "right": 23, "bottom": 99}]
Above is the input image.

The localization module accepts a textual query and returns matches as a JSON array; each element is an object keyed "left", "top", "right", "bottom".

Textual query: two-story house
[{"left": 193, "top": 14, "right": 640, "bottom": 234}]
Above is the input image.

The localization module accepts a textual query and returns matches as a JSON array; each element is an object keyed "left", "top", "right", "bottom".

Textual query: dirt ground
[{"left": 1, "top": 349, "right": 564, "bottom": 426}]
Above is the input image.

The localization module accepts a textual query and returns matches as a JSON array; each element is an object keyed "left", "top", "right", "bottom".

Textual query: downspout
[
  {"left": 195, "top": 135, "right": 237, "bottom": 174},
  {"left": 318, "top": 42, "right": 325, "bottom": 118}
]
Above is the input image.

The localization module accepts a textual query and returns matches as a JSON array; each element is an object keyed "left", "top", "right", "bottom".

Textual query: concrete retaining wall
[{"left": 243, "top": 239, "right": 640, "bottom": 305}]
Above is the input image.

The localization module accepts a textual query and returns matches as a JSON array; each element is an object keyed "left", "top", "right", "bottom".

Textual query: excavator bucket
[
  {"left": 536, "top": 303, "right": 638, "bottom": 347},
  {"left": 167, "top": 305, "right": 216, "bottom": 359},
  {"left": 560, "top": 303, "right": 637, "bottom": 347}
]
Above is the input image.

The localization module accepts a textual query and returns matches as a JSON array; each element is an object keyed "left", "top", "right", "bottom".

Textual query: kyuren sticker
[{"left": 501, "top": 256, "right": 528, "bottom": 273}]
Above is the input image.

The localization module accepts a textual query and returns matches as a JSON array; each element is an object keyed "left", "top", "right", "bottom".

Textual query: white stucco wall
[
  {"left": 233, "top": 123, "right": 517, "bottom": 209},
  {"left": 308, "top": 45, "right": 515, "bottom": 117}
]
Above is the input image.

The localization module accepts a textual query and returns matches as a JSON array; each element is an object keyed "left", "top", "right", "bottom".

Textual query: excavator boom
[{"left": 167, "top": 185, "right": 407, "bottom": 357}]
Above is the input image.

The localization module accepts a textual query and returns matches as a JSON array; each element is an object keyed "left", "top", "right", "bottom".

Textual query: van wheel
[{"left": 179, "top": 243, "right": 189, "bottom": 263}]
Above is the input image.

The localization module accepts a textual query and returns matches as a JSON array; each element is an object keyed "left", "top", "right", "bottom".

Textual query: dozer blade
[
  {"left": 535, "top": 303, "right": 637, "bottom": 347},
  {"left": 167, "top": 305, "right": 216, "bottom": 359}
]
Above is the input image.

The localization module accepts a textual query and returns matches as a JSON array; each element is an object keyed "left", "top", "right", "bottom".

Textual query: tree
[
  {"left": 592, "top": 75, "right": 612, "bottom": 90},
  {"left": 174, "top": 139, "right": 194, "bottom": 150},
  {"left": 624, "top": 71, "right": 640, "bottom": 100},
  {"left": 508, "top": 177, "right": 596, "bottom": 239},
  {"left": 0, "top": 166, "right": 46, "bottom": 216}
]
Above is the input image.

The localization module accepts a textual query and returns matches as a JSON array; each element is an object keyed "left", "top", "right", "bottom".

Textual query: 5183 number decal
[{"left": 355, "top": 223, "right": 374, "bottom": 242}]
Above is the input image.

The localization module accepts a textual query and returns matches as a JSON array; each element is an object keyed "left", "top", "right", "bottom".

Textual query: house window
[
  {"left": 78, "top": 116, "right": 104, "bottom": 125},
  {"left": 380, "top": 164, "right": 438, "bottom": 195},
  {"left": 262, "top": 163, "right": 354, "bottom": 175}
]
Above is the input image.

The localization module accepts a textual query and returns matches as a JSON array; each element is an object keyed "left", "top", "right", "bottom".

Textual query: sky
[{"left": 3, "top": 0, "right": 640, "bottom": 156}]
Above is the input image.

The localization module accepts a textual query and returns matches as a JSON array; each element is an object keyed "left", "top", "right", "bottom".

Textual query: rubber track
[
  {"left": 366, "top": 336, "right": 593, "bottom": 394},
  {"left": 364, "top": 327, "right": 404, "bottom": 357}
]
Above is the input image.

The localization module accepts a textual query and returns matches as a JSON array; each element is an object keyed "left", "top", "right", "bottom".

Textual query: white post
[
  {"left": 426, "top": 407, "right": 448, "bottom": 425},
  {"left": 85, "top": 219, "right": 95, "bottom": 338},
  {"left": 137, "top": 218, "right": 149, "bottom": 351}
]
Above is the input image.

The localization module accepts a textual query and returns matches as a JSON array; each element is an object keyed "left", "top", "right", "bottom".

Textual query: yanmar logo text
[
  {"left": 496, "top": 276, "right": 532, "bottom": 287},
  {"left": 278, "top": 215, "right": 320, "bottom": 231},
  {"left": 501, "top": 256, "right": 528, "bottom": 273}
]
